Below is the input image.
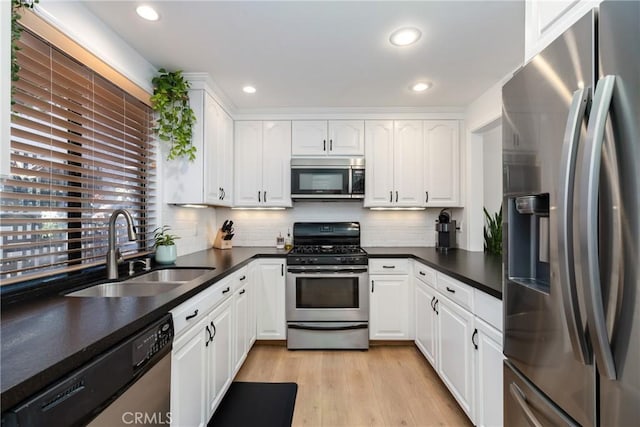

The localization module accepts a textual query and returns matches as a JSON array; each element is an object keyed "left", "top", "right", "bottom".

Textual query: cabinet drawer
[
  {"left": 232, "top": 266, "right": 249, "bottom": 291},
  {"left": 474, "top": 289, "right": 503, "bottom": 332},
  {"left": 369, "top": 259, "right": 410, "bottom": 275},
  {"left": 414, "top": 262, "right": 436, "bottom": 288},
  {"left": 437, "top": 273, "right": 473, "bottom": 311}
]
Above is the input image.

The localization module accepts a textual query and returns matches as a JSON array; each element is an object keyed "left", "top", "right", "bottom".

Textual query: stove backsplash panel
[{"left": 217, "top": 204, "right": 464, "bottom": 247}]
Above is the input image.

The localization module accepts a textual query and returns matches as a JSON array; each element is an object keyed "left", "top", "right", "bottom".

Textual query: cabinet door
[
  {"left": 437, "top": 296, "right": 475, "bottom": 419},
  {"left": 328, "top": 120, "right": 365, "bottom": 155},
  {"left": 247, "top": 262, "right": 258, "bottom": 346},
  {"left": 164, "top": 89, "right": 205, "bottom": 204},
  {"left": 262, "top": 121, "right": 292, "bottom": 207},
  {"left": 364, "top": 120, "right": 394, "bottom": 207},
  {"left": 369, "top": 274, "right": 410, "bottom": 339},
  {"left": 256, "top": 259, "right": 286, "bottom": 339},
  {"left": 424, "top": 120, "right": 460, "bottom": 206},
  {"left": 171, "top": 317, "right": 208, "bottom": 427},
  {"left": 234, "top": 121, "right": 263, "bottom": 206},
  {"left": 205, "top": 94, "right": 222, "bottom": 204},
  {"left": 207, "top": 298, "right": 233, "bottom": 419},
  {"left": 216, "top": 106, "right": 234, "bottom": 206},
  {"left": 415, "top": 280, "right": 438, "bottom": 367},
  {"left": 232, "top": 285, "right": 249, "bottom": 376},
  {"left": 474, "top": 318, "right": 504, "bottom": 427},
  {"left": 292, "top": 120, "right": 328, "bottom": 156},
  {"left": 394, "top": 120, "right": 424, "bottom": 207}
]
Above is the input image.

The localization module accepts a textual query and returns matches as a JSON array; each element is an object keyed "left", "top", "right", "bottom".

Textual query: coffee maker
[{"left": 435, "top": 209, "right": 456, "bottom": 252}]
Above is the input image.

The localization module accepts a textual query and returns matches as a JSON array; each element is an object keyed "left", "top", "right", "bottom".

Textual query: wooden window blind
[{"left": 0, "top": 29, "right": 156, "bottom": 285}]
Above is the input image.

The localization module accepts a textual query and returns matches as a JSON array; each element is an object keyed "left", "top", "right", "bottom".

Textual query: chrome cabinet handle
[
  {"left": 185, "top": 309, "right": 198, "bottom": 321},
  {"left": 579, "top": 75, "right": 617, "bottom": 380},
  {"left": 509, "top": 383, "right": 543, "bottom": 427},
  {"left": 558, "top": 87, "right": 591, "bottom": 365}
]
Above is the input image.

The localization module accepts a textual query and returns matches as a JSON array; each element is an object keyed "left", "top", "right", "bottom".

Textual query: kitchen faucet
[{"left": 106, "top": 209, "right": 138, "bottom": 280}]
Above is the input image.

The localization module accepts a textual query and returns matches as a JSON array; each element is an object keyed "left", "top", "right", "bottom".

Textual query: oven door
[
  {"left": 286, "top": 265, "right": 369, "bottom": 322},
  {"left": 290, "top": 167, "right": 352, "bottom": 198}
]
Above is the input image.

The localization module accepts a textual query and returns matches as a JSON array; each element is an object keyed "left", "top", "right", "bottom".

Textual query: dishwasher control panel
[{"left": 132, "top": 315, "right": 174, "bottom": 370}]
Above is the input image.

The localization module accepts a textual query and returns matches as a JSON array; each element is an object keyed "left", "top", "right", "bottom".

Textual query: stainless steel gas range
[{"left": 286, "top": 222, "right": 369, "bottom": 350}]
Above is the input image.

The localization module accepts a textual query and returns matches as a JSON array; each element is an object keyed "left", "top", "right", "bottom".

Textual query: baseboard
[
  {"left": 369, "top": 340, "right": 415, "bottom": 347},
  {"left": 254, "top": 340, "right": 287, "bottom": 346}
]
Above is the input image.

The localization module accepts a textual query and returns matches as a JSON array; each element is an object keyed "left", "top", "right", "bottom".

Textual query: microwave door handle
[
  {"left": 578, "top": 75, "right": 617, "bottom": 380},
  {"left": 558, "top": 87, "right": 591, "bottom": 365},
  {"left": 348, "top": 168, "right": 353, "bottom": 195}
]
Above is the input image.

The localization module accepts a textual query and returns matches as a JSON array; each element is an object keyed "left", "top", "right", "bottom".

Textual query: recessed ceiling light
[
  {"left": 411, "top": 82, "right": 432, "bottom": 92},
  {"left": 389, "top": 27, "right": 422, "bottom": 46},
  {"left": 136, "top": 5, "right": 159, "bottom": 21},
  {"left": 243, "top": 86, "right": 256, "bottom": 94}
]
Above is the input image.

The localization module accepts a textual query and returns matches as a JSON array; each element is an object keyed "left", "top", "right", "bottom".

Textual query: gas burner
[{"left": 286, "top": 222, "right": 368, "bottom": 266}]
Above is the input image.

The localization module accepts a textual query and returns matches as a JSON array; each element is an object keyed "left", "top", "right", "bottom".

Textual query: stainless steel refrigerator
[{"left": 502, "top": 1, "right": 639, "bottom": 426}]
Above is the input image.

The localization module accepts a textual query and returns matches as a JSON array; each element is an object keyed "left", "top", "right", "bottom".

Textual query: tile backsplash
[{"left": 215, "top": 203, "right": 464, "bottom": 247}]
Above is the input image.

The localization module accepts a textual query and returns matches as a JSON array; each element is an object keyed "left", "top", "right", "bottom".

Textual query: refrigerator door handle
[
  {"left": 558, "top": 87, "right": 591, "bottom": 365},
  {"left": 509, "top": 383, "right": 544, "bottom": 427},
  {"left": 579, "top": 75, "right": 617, "bottom": 380}
]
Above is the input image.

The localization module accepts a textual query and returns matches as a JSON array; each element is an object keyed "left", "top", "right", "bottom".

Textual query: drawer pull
[
  {"left": 239, "top": 275, "right": 246, "bottom": 281},
  {"left": 446, "top": 286, "right": 456, "bottom": 293},
  {"left": 382, "top": 265, "right": 396, "bottom": 269},
  {"left": 239, "top": 289, "right": 246, "bottom": 295},
  {"left": 419, "top": 271, "right": 426, "bottom": 276},
  {"left": 222, "top": 287, "right": 230, "bottom": 294},
  {"left": 185, "top": 309, "right": 199, "bottom": 320}
]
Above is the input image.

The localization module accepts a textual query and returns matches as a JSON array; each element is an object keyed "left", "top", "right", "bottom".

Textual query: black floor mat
[{"left": 208, "top": 382, "right": 298, "bottom": 427}]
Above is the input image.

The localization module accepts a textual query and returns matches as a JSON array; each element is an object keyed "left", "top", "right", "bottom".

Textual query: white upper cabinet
[
  {"left": 424, "top": 120, "right": 461, "bottom": 207},
  {"left": 164, "top": 89, "right": 233, "bottom": 206},
  {"left": 525, "top": 0, "right": 602, "bottom": 61},
  {"left": 364, "top": 120, "right": 424, "bottom": 208},
  {"left": 234, "top": 121, "right": 292, "bottom": 207},
  {"left": 292, "top": 120, "right": 364, "bottom": 156}
]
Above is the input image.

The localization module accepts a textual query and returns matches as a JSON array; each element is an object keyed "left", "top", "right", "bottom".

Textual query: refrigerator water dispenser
[{"left": 508, "top": 193, "right": 550, "bottom": 293}]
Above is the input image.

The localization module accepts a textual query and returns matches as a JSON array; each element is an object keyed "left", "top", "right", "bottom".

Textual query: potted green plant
[
  {"left": 153, "top": 225, "right": 180, "bottom": 264},
  {"left": 483, "top": 206, "right": 502, "bottom": 256},
  {"left": 150, "top": 69, "right": 197, "bottom": 161}
]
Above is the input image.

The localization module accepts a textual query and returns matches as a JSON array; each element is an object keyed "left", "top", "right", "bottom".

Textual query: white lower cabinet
[
  {"left": 206, "top": 298, "right": 233, "bottom": 417},
  {"left": 171, "top": 316, "right": 208, "bottom": 427},
  {"left": 414, "top": 278, "right": 438, "bottom": 366},
  {"left": 256, "top": 259, "right": 286, "bottom": 340},
  {"left": 437, "top": 294, "right": 475, "bottom": 419},
  {"left": 474, "top": 317, "right": 504, "bottom": 427},
  {"left": 413, "top": 260, "right": 504, "bottom": 426},
  {"left": 232, "top": 276, "right": 249, "bottom": 375},
  {"left": 370, "top": 275, "right": 411, "bottom": 339}
]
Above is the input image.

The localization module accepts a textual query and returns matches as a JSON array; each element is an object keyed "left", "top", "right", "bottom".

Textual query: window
[{"left": 0, "top": 29, "right": 156, "bottom": 285}]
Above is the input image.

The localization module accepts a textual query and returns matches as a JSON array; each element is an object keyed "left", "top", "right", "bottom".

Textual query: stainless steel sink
[
  {"left": 66, "top": 282, "right": 184, "bottom": 297},
  {"left": 127, "top": 268, "right": 213, "bottom": 283}
]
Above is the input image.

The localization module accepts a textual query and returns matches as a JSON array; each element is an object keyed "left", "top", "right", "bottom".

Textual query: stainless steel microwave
[{"left": 290, "top": 158, "right": 365, "bottom": 200}]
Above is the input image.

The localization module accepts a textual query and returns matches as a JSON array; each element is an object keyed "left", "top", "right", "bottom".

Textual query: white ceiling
[{"left": 81, "top": 1, "right": 524, "bottom": 111}]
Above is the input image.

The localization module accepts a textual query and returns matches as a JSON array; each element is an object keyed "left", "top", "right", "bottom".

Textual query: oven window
[
  {"left": 292, "top": 169, "right": 349, "bottom": 194},
  {"left": 296, "top": 277, "right": 359, "bottom": 308}
]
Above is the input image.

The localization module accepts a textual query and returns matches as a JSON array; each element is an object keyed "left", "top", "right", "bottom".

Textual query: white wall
[
  {"left": 215, "top": 204, "right": 464, "bottom": 248},
  {"left": 482, "top": 125, "right": 503, "bottom": 216}
]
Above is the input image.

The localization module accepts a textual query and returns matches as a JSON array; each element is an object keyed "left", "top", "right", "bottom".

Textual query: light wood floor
[{"left": 235, "top": 344, "right": 473, "bottom": 427}]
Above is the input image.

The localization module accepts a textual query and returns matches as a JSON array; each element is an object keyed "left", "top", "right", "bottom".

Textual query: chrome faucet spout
[{"left": 106, "top": 209, "right": 138, "bottom": 279}]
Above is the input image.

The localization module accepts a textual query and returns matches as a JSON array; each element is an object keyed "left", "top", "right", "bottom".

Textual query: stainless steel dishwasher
[{"left": 2, "top": 314, "right": 173, "bottom": 427}]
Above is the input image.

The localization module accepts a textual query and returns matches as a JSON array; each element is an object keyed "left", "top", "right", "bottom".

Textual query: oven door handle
[
  {"left": 287, "top": 267, "right": 368, "bottom": 274},
  {"left": 288, "top": 323, "right": 368, "bottom": 331}
]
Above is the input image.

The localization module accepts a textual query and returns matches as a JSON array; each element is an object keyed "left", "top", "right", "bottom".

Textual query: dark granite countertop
[
  {"left": 1, "top": 245, "right": 500, "bottom": 411},
  {"left": 364, "top": 247, "right": 503, "bottom": 299},
  {"left": 0, "top": 247, "right": 287, "bottom": 410}
]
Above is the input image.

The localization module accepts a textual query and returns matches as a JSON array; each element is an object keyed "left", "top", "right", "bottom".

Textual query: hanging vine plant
[
  {"left": 150, "top": 69, "right": 197, "bottom": 161},
  {"left": 11, "top": 0, "right": 39, "bottom": 105}
]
